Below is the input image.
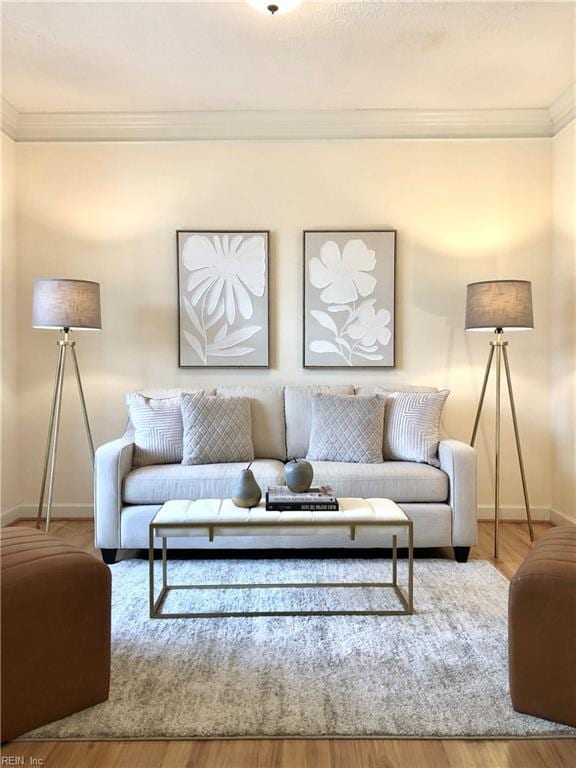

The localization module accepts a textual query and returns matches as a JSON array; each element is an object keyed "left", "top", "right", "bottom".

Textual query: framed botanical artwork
[
  {"left": 177, "top": 230, "right": 270, "bottom": 367},
  {"left": 303, "top": 230, "right": 396, "bottom": 368}
]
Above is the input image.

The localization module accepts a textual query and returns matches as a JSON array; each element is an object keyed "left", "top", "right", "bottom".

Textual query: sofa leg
[
  {"left": 101, "top": 548, "right": 117, "bottom": 565},
  {"left": 454, "top": 546, "right": 470, "bottom": 563}
]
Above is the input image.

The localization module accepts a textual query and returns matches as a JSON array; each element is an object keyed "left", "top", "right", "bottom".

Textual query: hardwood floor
[{"left": 2, "top": 519, "right": 574, "bottom": 768}]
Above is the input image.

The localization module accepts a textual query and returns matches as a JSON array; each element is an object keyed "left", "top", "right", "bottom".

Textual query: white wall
[
  {"left": 8, "top": 138, "right": 553, "bottom": 520},
  {"left": 1, "top": 134, "right": 19, "bottom": 518},
  {"left": 551, "top": 119, "right": 576, "bottom": 524}
]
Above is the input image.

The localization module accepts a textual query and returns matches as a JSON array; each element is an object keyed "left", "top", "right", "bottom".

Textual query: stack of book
[{"left": 265, "top": 485, "right": 339, "bottom": 512}]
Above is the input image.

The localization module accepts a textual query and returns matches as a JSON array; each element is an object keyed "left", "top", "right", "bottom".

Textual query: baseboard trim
[
  {"left": 550, "top": 508, "right": 576, "bottom": 527},
  {"left": 0, "top": 506, "right": 24, "bottom": 526},
  {"left": 477, "top": 504, "right": 550, "bottom": 522},
  {"left": 0, "top": 503, "right": 560, "bottom": 526},
  {"left": 1, "top": 503, "right": 93, "bottom": 527},
  {"left": 4, "top": 503, "right": 567, "bottom": 528}
]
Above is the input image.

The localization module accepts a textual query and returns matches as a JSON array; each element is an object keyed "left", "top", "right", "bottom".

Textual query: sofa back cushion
[
  {"left": 217, "top": 386, "right": 286, "bottom": 460},
  {"left": 355, "top": 384, "right": 438, "bottom": 395},
  {"left": 284, "top": 385, "right": 354, "bottom": 459},
  {"left": 181, "top": 393, "right": 254, "bottom": 465},
  {"left": 132, "top": 387, "right": 216, "bottom": 400},
  {"left": 375, "top": 388, "right": 449, "bottom": 467},
  {"left": 307, "top": 393, "right": 386, "bottom": 464}
]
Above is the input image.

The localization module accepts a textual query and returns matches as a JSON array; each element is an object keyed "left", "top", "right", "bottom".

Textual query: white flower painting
[
  {"left": 177, "top": 231, "right": 269, "bottom": 367},
  {"left": 304, "top": 231, "right": 396, "bottom": 368}
]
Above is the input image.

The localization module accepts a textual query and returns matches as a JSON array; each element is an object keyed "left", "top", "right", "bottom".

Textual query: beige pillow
[
  {"left": 376, "top": 388, "right": 449, "bottom": 467},
  {"left": 284, "top": 385, "right": 354, "bottom": 458},
  {"left": 126, "top": 388, "right": 209, "bottom": 467},
  {"left": 306, "top": 393, "right": 386, "bottom": 464},
  {"left": 127, "top": 394, "right": 184, "bottom": 467},
  {"left": 181, "top": 393, "right": 254, "bottom": 465},
  {"left": 216, "top": 386, "right": 286, "bottom": 460}
]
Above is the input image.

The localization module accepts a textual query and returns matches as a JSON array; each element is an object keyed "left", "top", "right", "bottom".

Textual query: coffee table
[{"left": 148, "top": 497, "right": 414, "bottom": 619}]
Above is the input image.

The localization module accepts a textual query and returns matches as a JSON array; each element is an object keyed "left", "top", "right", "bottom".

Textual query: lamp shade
[
  {"left": 465, "top": 280, "right": 533, "bottom": 331},
  {"left": 33, "top": 279, "right": 101, "bottom": 330}
]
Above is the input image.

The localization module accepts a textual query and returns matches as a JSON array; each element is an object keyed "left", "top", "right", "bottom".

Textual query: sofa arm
[
  {"left": 438, "top": 439, "right": 477, "bottom": 547},
  {"left": 94, "top": 434, "right": 134, "bottom": 549}
]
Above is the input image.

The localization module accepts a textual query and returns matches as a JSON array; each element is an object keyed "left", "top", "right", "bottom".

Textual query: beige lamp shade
[
  {"left": 465, "top": 280, "right": 533, "bottom": 331},
  {"left": 33, "top": 279, "right": 101, "bottom": 330}
]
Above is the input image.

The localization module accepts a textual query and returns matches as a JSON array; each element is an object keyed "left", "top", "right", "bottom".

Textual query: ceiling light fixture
[{"left": 247, "top": 0, "right": 303, "bottom": 15}]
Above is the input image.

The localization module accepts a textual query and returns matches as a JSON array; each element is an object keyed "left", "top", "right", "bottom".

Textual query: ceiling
[{"left": 2, "top": 1, "right": 574, "bottom": 115}]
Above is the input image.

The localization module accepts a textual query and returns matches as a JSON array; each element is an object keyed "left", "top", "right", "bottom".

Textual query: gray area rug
[{"left": 25, "top": 558, "right": 575, "bottom": 739}]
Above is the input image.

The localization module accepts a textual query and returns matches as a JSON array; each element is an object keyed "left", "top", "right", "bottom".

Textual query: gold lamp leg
[
  {"left": 494, "top": 336, "right": 502, "bottom": 559},
  {"left": 71, "top": 344, "right": 95, "bottom": 466},
  {"left": 36, "top": 343, "right": 66, "bottom": 529},
  {"left": 470, "top": 344, "right": 495, "bottom": 447},
  {"left": 502, "top": 345, "right": 534, "bottom": 542},
  {"left": 44, "top": 341, "right": 68, "bottom": 533},
  {"left": 37, "top": 331, "right": 96, "bottom": 533}
]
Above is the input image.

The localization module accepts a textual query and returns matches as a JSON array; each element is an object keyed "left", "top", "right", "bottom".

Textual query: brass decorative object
[
  {"left": 33, "top": 279, "right": 101, "bottom": 532},
  {"left": 466, "top": 280, "right": 535, "bottom": 558},
  {"left": 148, "top": 510, "right": 414, "bottom": 619}
]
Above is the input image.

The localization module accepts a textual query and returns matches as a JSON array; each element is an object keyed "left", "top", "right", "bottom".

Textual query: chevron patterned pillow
[
  {"left": 306, "top": 393, "right": 386, "bottom": 464},
  {"left": 377, "top": 389, "right": 449, "bottom": 467},
  {"left": 181, "top": 393, "right": 254, "bottom": 465},
  {"left": 127, "top": 393, "right": 185, "bottom": 467}
]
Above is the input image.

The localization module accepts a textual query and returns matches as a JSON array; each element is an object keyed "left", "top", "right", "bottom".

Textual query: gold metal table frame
[{"left": 148, "top": 518, "right": 414, "bottom": 619}]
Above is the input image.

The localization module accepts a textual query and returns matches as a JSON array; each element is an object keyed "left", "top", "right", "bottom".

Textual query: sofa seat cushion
[
  {"left": 120, "top": 503, "right": 452, "bottom": 550},
  {"left": 123, "top": 460, "right": 286, "bottom": 505},
  {"left": 309, "top": 461, "right": 448, "bottom": 503}
]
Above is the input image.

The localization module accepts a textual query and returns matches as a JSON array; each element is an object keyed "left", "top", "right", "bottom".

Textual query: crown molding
[
  {"left": 1, "top": 99, "right": 19, "bottom": 140},
  {"left": 1, "top": 103, "right": 556, "bottom": 142},
  {"left": 549, "top": 82, "right": 576, "bottom": 135}
]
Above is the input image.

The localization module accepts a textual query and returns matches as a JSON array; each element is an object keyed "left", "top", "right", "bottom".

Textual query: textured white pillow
[
  {"left": 181, "top": 393, "right": 254, "bottom": 465},
  {"left": 127, "top": 394, "right": 184, "bottom": 467},
  {"left": 306, "top": 393, "right": 386, "bottom": 464},
  {"left": 376, "top": 389, "right": 449, "bottom": 467},
  {"left": 284, "top": 385, "right": 354, "bottom": 459}
]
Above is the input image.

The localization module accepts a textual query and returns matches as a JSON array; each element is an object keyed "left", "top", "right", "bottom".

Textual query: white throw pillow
[
  {"left": 181, "top": 393, "right": 255, "bottom": 465},
  {"left": 376, "top": 388, "right": 449, "bottom": 467},
  {"left": 306, "top": 393, "right": 386, "bottom": 464},
  {"left": 127, "top": 393, "right": 184, "bottom": 467}
]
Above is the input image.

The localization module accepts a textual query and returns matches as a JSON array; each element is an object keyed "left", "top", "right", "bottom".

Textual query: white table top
[{"left": 151, "top": 498, "right": 409, "bottom": 527}]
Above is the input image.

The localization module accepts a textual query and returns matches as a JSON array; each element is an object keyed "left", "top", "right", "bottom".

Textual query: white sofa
[{"left": 94, "top": 384, "right": 477, "bottom": 563}]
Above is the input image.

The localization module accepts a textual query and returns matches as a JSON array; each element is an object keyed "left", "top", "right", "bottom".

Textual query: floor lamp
[
  {"left": 33, "top": 279, "right": 101, "bottom": 532},
  {"left": 465, "top": 280, "right": 535, "bottom": 559}
]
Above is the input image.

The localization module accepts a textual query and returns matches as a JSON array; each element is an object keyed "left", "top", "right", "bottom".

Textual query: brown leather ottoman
[
  {"left": 509, "top": 525, "right": 576, "bottom": 727},
  {"left": 1, "top": 527, "right": 111, "bottom": 742}
]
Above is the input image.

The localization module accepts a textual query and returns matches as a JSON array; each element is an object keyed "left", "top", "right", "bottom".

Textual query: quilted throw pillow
[
  {"left": 376, "top": 389, "right": 449, "bottom": 467},
  {"left": 306, "top": 393, "right": 386, "bottom": 464},
  {"left": 181, "top": 393, "right": 255, "bottom": 465},
  {"left": 127, "top": 394, "right": 184, "bottom": 467}
]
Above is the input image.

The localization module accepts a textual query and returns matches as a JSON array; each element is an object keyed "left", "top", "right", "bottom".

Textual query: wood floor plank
[
  {"left": 4, "top": 519, "right": 574, "bottom": 768},
  {"left": 2, "top": 737, "right": 576, "bottom": 767},
  {"left": 441, "top": 738, "right": 507, "bottom": 768}
]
